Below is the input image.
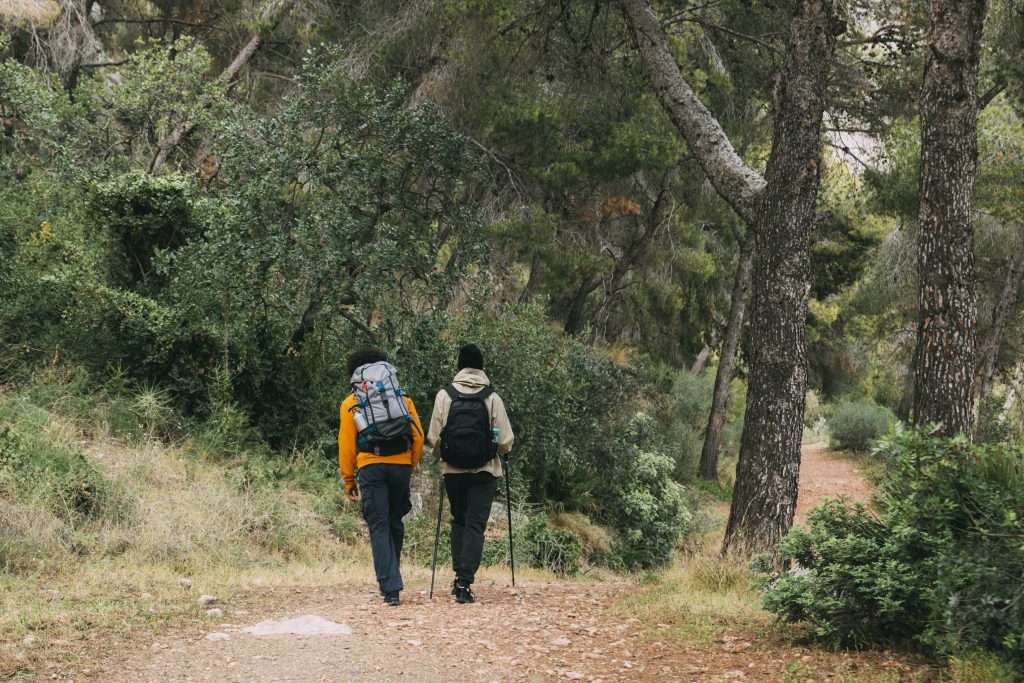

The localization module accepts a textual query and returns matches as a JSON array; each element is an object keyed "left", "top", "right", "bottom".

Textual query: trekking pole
[
  {"left": 502, "top": 453, "right": 515, "bottom": 587},
  {"left": 429, "top": 474, "right": 446, "bottom": 600}
]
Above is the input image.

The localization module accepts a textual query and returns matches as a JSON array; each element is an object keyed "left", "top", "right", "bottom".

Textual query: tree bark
[
  {"left": 563, "top": 273, "right": 604, "bottom": 336},
  {"left": 690, "top": 329, "right": 719, "bottom": 375},
  {"left": 911, "top": 0, "right": 989, "bottom": 438},
  {"left": 618, "top": 0, "right": 765, "bottom": 225},
  {"left": 621, "top": 0, "right": 840, "bottom": 555},
  {"left": 721, "top": 0, "right": 839, "bottom": 556},
  {"left": 976, "top": 224, "right": 1024, "bottom": 403},
  {"left": 698, "top": 232, "right": 755, "bottom": 482},
  {"left": 149, "top": 0, "right": 293, "bottom": 172}
]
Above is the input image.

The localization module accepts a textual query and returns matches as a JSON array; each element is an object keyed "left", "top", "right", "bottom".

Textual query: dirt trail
[
  {"left": 93, "top": 444, "right": 873, "bottom": 683},
  {"left": 795, "top": 442, "right": 872, "bottom": 525}
]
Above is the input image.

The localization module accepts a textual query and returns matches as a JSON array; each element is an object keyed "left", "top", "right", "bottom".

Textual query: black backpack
[{"left": 439, "top": 385, "right": 496, "bottom": 469}]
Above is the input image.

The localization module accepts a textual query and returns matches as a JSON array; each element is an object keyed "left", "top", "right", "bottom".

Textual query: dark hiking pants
[
  {"left": 444, "top": 472, "right": 498, "bottom": 586},
  {"left": 357, "top": 463, "right": 412, "bottom": 594}
]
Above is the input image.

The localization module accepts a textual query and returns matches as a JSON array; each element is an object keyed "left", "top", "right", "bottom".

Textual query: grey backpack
[{"left": 350, "top": 361, "right": 417, "bottom": 455}]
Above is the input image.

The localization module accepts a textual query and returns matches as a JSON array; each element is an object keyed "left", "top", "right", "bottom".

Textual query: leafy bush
[
  {"left": 763, "top": 428, "right": 1024, "bottom": 671},
  {"left": 520, "top": 513, "right": 583, "bottom": 575},
  {"left": 602, "top": 413, "right": 693, "bottom": 569},
  {"left": 827, "top": 399, "right": 895, "bottom": 453},
  {"left": 762, "top": 498, "right": 932, "bottom": 645},
  {"left": 0, "top": 422, "right": 126, "bottom": 525}
]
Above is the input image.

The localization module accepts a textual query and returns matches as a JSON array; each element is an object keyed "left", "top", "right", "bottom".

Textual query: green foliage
[
  {"left": 761, "top": 498, "right": 931, "bottom": 645},
  {"left": 0, "top": 410, "right": 126, "bottom": 527},
  {"left": 975, "top": 391, "right": 1021, "bottom": 446},
  {"left": 394, "top": 303, "right": 632, "bottom": 508},
  {"left": 827, "top": 399, "right": 896, "bottom": 453},
  {"left": 603, "top": 413, "right": 693, "bottom": 569},
  {"left": 763, "top": 428, "right": 1024, "bottom": 671},
  {"left": 520, "top": 513, "right": 583, "bottom": 575}
]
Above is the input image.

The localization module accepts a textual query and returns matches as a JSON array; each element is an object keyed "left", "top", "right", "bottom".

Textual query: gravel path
[{"left": 87, "top": 445, "right": 875, "bottom": 683}]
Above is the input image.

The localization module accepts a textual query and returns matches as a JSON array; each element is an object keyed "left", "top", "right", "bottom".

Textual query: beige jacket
[{"left": 426, "top": 368, "right": 514, "bottom": 477}]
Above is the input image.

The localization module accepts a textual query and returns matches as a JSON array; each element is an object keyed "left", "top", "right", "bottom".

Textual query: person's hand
[{"left": 346, "top": 487, "right": 359, "bottom": 503}]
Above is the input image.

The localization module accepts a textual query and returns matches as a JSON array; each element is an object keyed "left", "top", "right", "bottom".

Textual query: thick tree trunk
[
  {"left": 975, "top": 225, "right": 1024, "bottom": 404},
  {"left": 621, "top": 0, "right": 839, "bottom": 555},
  {"left": 721, "top": 0, "right": 839, "bottom": 556},
  {"left": 911, "top": 0, "right": 989, "bottom": 438},
  {"left": 698, "top": 233, "right": 755, "bottom": 482}
]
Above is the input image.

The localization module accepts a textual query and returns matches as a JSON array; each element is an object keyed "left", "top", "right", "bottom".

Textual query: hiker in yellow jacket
[{"left": 339, "top": 348, "right": 423, "bottom": 606}]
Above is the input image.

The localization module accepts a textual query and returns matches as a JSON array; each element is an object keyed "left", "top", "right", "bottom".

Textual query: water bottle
[
  {"left": 354, "top": 411, "right": 369, "bottom": 432},
  {"left": 491, "top": 427, "right": 499, "bottom": 444}
]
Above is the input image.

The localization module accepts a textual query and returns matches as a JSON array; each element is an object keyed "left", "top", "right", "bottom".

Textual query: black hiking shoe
[
  {"left": 383, "top": 591, "right": 400, "bottom": 606},
  {"left": 454, "top": 582, "right": 475, "bottom": 604},
  {"left": 450, "top": 579, "right": 459, "bottom": 596}
]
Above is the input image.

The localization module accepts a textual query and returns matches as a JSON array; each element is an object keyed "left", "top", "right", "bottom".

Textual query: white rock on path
[
  {"left": 241, "top": 615, "right": 352, "bottom": 636},
  {"left": 197, "top": 595, "right": 217, "bottom": 607}
]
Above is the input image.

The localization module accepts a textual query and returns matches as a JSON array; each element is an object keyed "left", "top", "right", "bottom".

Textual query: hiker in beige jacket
[{"left": 426, "top": 344, "right": 514, "bottom": 603}]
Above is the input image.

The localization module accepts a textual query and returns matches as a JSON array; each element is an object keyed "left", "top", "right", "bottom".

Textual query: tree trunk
[
  {"left": 690, "top": 329, "right": 719, "bottom": 375},
  {"left": 618, "top": 0, "right": 765, "bottom": 225},
  {"left": 975, "top": 224, "right": 1024, "bottom": 404},
  {"left": 911, "top": 0, "right": 989, "bottom": 438},
  {"left": 698, "top": 233, "right": 755, "bottom": 482},
  {"left": 721, "top": 0, "right": 839, "bottom": 556},
  {"left": 621, "top": 0, "right": 839, "bottom": 555},
  {"left": 563, "top": 273, "right": 604, "bottom": 336}
]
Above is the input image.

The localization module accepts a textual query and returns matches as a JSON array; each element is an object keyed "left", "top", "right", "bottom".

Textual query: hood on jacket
[{"left": 452, "top": 368, "right": 490, "bottom": 393}]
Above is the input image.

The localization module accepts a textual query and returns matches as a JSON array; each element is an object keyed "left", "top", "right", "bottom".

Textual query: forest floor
[{"left": 12, "top": 444, "right": 936, "bottom": 683}]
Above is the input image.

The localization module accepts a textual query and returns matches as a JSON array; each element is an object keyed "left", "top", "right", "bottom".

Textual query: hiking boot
[
  {"left": 450, "top": 579, "right": 459, "bottom": 596},
  {"left": 383, "top": 591, "right": 400, "bottom": 606},
  {"left": 454, "top": 582, "right": 475, "bottom": 604}
]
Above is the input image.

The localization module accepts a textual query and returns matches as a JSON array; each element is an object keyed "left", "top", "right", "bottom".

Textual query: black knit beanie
[{"left": 457, "top": 344, "right": 484, "bottom": 371}]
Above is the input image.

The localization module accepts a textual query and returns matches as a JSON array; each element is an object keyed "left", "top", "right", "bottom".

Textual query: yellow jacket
[{"left": 338, "top": 393, "right": 423, "bottom": 492}]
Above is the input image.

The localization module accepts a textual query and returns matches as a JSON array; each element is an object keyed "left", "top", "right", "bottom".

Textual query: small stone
[
  {"left": 197, "top": 595, "right": 217, "bottom": 607},
  {"left": 206, "top": 608, "right": 223, "bottom": 618},
  {"left": 551, "top": 637, "right": 571, "bottom": 647},
  {"left": 140, "top": 592, "right": 153, "bottom": 600},
  {"left": 179, "top": 578, "right": 192, "bottom": 588},
  {"left": 21, "top": 635, "right": 35, "bottom": 646},
  {"left": 801, "top": 655, "right": 814, "bottom": 664},
  {"left": 206, "top": 632, "right": 230, "bottom": 641}
]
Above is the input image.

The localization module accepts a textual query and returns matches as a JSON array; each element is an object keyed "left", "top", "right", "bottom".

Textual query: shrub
[
  {"left": 521, "top": 513, "right": 583, "bottom": 575},
  {"left": 763, "top": 428, "right": 1024, "bottom": 672},
  {"left": 0, "top": 423, "right": 126, "bottom": 525},
  {"left": 827, "top": 399, "right": 895, "bottom": 453},
  {"left": 603, "top": 413, "right": 693, "bottom": 569}
]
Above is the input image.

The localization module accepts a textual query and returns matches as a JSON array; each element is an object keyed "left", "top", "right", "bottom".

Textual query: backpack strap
[{"left": 444, "top": 385, "right": 493, "bottom": 402}]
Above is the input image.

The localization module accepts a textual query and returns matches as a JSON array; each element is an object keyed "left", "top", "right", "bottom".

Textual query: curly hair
[{"left": 346, "top": 347, "right": 388, "bottom": 376}]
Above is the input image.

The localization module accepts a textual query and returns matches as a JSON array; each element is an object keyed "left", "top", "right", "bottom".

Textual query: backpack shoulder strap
[{"left": 444, "top": 385, "right": 493, "bottom": 402}]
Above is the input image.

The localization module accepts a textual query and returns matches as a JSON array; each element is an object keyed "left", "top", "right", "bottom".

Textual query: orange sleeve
[
  {"left": 407, "top": 397, "right": 424, "bottom": 469},
  {"left": 338, "top": 396, "right": 357, "bottom": 492}
]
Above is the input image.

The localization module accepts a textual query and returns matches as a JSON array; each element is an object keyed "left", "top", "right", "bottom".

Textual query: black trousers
[
  {"left": 444, "top": 472, "right": 498, "bottom": 585},
  {"left": 357, "top": 463, "right": 412, "bottom": 593}
]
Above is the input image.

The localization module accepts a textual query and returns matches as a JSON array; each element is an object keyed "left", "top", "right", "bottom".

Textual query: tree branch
[
  {"left": 618, "top": 0, "right": 766, "bottom": 225},
  {"left": 149, "top": 0, "right": 293, "bottom": 172}
]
